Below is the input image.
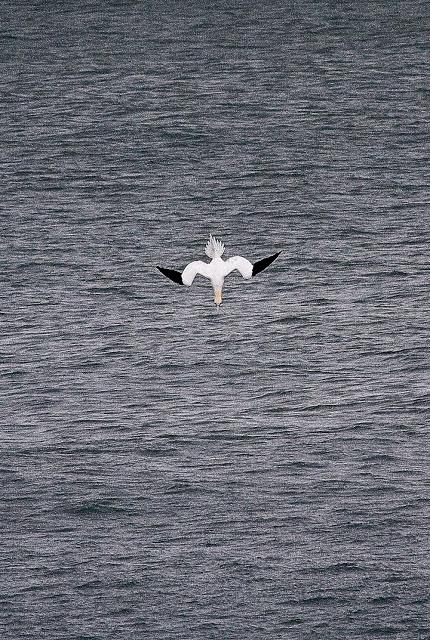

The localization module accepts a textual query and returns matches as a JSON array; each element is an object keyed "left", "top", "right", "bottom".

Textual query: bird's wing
[
  {"left": 224, "top": 252, "right": 281, "bottom": 279},
  {"left": 156, "top": 266, "right": 184, "bottom": 285},
  {"left": 157, "top": 260, "right": 211, "bottom": 286},
  {"left": 181, "top": 260, "right": 212, "bottom": 286},
  {"left": 223, "top": 256, "right": 253, "bottom": 279},
  {"left": 252, "top": 251, "right": 281, "bottom": 276}
]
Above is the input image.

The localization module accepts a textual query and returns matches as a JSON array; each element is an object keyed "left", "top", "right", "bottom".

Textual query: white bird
[{"left": 157, "top": 235, "right": 280, "bottom": 308}]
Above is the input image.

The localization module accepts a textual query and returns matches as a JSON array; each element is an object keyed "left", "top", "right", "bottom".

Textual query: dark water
[{"left": 1, "top": 1, "right": 430, "bottom": 638}]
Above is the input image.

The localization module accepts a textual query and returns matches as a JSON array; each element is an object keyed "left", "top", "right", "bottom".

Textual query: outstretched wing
[
  {"left": 156, "top": 266, "right": 184, "bottom": 285},
  {"left": 224, "top": 252, "right": 281, "bottom": 279},
  {"left": 157, "top": 260, "right": 211, "bottom": 286},
  {"left": 252, "top": 251, "right": 281, "bottom": 276},
  {"left": 157, "top": 260, "right": 210, "bottom": 287},
  {"left": 223, "top": 256, "right": 253, "bottom": 279},
  {"left": 181, "top": 261, "right": 212, "bottom": 286}
]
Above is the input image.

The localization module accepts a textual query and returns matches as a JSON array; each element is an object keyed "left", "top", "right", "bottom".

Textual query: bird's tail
[{"left": 205, "top": 234, "right": 225, "bottom": 258}]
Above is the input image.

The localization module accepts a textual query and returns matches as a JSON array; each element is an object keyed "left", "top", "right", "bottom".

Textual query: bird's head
[{"left": 214, "top": 288, "right": 222, "bottom": 307}]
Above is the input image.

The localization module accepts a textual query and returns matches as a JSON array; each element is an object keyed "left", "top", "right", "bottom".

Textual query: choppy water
[{"left": 1, "top": 1, "right": 430, "bottom": 638}]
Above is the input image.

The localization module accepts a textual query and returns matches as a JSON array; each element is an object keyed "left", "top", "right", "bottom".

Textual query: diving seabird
[{"left": 157, "top": 235, "right": 280, "bottom": 307}]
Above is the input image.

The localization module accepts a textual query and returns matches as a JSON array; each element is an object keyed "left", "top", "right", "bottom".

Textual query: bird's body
[{"left": 157, "top": 235, "right": 280, "bottom": 308}]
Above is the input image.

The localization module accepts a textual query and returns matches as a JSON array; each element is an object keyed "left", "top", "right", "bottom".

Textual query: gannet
[{"left": 157, "top": 235, "right": 280, "bottom": 308}]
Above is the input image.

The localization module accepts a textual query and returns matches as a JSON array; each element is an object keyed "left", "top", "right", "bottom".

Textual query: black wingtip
[
  {"left": 157, "top": 266, "right": 184, "bottom": 285},
  {"left": 252, "top": 251, "right": 281, "bottom": 277}
]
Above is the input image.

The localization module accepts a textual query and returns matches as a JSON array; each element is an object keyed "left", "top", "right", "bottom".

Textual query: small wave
[
  {"left": 365, "top": 626, "right": 402, "bottom": 636},
  {"left": 302, "top": 562, "right": 364, "bottom": 576},
  {"left": 64, "top": 500, "right": 132, "bottom": 517}
]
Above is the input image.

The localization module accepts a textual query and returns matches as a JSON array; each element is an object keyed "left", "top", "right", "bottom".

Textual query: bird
[{"left": 157, "top": 235, "right": 280, "bottom": 308}]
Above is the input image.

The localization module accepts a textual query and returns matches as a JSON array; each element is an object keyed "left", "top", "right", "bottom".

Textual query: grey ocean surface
[{"left": 1, "top": 1, "right": 430, "bottom": 638}]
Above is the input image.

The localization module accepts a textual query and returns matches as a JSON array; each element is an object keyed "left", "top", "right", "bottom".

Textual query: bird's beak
[{"left": 214, "top": 289, "right": 222, "bottom": 306}]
